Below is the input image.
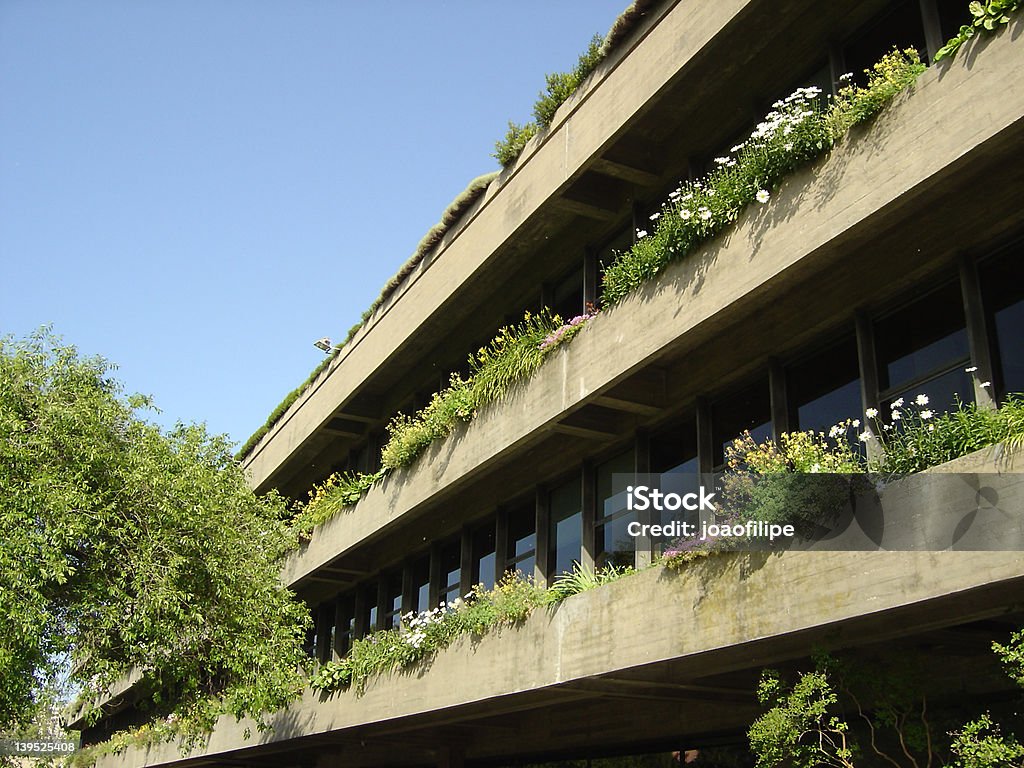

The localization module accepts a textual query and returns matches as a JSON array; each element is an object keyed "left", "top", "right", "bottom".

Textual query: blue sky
[{"left": 0, "top": 0, "right": 628, "bottom": 446}]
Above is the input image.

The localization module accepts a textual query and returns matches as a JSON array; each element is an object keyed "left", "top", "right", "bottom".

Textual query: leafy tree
[
  {"left": 0, "top": 331, "right": 310, "bottom": 738},
  {"left": 749, "top": 669, "right": 855, "bottom": 768}
]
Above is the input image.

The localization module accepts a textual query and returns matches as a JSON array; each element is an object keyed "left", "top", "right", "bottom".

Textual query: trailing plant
[
  {"left": 601, "top": 49, "right": 925, "bottom": 307},
  {"left": 380, "top": 310, "right": 570, "bottom": 471},
  {"left": 291, "top": 469, "right": 386, "bottom": 537},
  {"left": 310, "top": 571, "right": 554, "bottom": 695},
  {"left": 826, "top": 48, "right": 925, "bottom": 137},
  {"left": 380, "top": 373, "right": 477, "bottom": 470},
  {"left": 468, "top": 309, "right": 564, "bottom": 405},
  {"left": 663, "top": 389, "right": 1023, "bottom": 570},
  {"left": 936, "top": 0, "right": 1022, "bottom": 61}
]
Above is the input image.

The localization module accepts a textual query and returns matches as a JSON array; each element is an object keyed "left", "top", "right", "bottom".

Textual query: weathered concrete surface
[
  {"left": 101, "top": 542, "right": 1024, "bottom": 768},
  {"left": 282, "top": 26, "right": 1024, "bottom": 589},
  {"left": 241, "top": 0, "right": 738, "bottom": 491}
]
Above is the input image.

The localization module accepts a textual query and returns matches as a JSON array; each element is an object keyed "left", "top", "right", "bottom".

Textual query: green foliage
[
  {"left": 993, "top": 629, "right": 1024, "bottom": 686},
  {"left": 291, "top": 469, "right": 386, "bottom": 536},
  {"left": 544, "top": 562, "right": 635, "bottom": 603},
  {"left": 380, "top": 373, "right": 477, "bottom": 470},
  {"left": 310, "top": 568, "right": 618, "bottom": 695},
  {"left": 826, "top": 49, "right": 925, "bottom": 138},
  {"left": 602, "top": 49, "right": 925, "bottom": 308},
  {"left": 950, "top": 714, "right": 1024, "bottom": 768},
  {"left": 749, "top": 669, "right": 855, "bottom": 768},
  {"left": 494, "top": 33, "right": 605, "bottom": 166},
  {"left": 0, "top": 330, "right": 310, "bottom": 736},
  {"left": 469, "top": 310, "right": 561, "bottom": 405},
  {"left": 872, "top": 395, "right": 1024, "bottom": 474},
  {"left": 380, "top": 311, "right": 564, "bottom": 471},
  {"left": 236, "top": 172, "right": 496, "bottom": 463},
  {"left": 533, "top": 35, "right": 604, "bottom": 127},
  {"left": 494, "top": 121, "right": 539, "bottom": 167},
  {"left": 936, "top": 0, "right": 1021, "bottom": 61}
]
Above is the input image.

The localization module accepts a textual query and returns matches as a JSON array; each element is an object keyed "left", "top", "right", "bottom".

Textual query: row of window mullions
[{"left": 315, "top": 246, "right": 1022, "bottom": 661}]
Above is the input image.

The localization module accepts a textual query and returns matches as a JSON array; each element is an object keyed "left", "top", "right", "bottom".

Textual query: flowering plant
[{"left": 602, "top": 49, "right": 925, "bottom": 307}]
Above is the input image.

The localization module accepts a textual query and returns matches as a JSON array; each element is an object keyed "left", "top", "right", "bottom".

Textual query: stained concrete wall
[
  {"left": 97, "top": 454, "right": 1024, "bottom": 767},
  {"left": 281, "top": 26, "right": 1024, "bottom": 589},
  {"left": 240, "top": 0, "right": 738, "bottom": 490}
]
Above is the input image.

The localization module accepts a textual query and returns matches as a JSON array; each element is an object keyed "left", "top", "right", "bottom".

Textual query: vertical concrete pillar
[{"left": 959, "top": 255, "right": 998, "bottom": 410}]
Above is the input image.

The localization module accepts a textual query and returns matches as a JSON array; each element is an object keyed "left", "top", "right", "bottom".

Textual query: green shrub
[
  {"left": 493, "top": 121, "right": 538, "bottom": 167},
  {"left": 291, "top": 469, "right": 385, "bottom": 536},
  {"left": 533, "top": 34, "right": 603, "bottom": 127},
  {"left": 601, "top": 49, "right": 926, "bottom": 308},
  {"left": 380, "top": 374, "right": 476, "bottom": 470},
  {"left": 871, "top": 393, "right": 1024, "bottom": 474}
]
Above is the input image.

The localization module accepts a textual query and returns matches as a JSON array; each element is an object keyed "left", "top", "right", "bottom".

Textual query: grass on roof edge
[
  {"left": 234, "top": 172, "right": 498, "bottom": 462},
  {"left": 235, "top": 0, "right": 664, "bottom": 463}
]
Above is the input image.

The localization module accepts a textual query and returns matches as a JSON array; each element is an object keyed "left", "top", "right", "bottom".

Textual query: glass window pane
[
  {"left": 412, "top": 556, "right": 430, "bottom": 613},
  {"left": 875, "top": 281, "right": 968, "bottom": 393},
  {"left": 596, "top": 450, "right": 634, "bottom": 522},
  {"left": 885, "top": 367, "right": 974, "bottom": 418},
  {"left": 472, "top": 523, "right": 496, "bottom": 591},
  {"left": 506, "top": 503, "right": 536, "bottom": 563},
  {"left": 712, "top": 379, "right": 772, "bottom": 467},
  {"left": 549, "top": 478, "right": 582, "bottom": 578},
  {"left": 980, "top": 247, "right": 1024, "bottom": 399},
  {"left": 438, "top": 536, "right": 458, "bottom": 606},
  {"left": 788, "top": 336, "right": 862, "bottom": 435},
  {"left": 595, "top": 450, "right": 635, "bottom": 568}
]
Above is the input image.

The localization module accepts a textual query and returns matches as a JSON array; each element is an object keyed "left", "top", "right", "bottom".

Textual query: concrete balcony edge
[
  {"left": 241, "top": 0, "right": 746, "bottom": 491},
  {"left": 281, "top": 26, "right": 1024, "bottom": 589},
  {"left": 100, "top": 445, "right": 1024, "bottom": 768}
]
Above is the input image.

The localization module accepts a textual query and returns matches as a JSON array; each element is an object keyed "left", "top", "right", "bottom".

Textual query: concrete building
[{"left": 79, "top": 0, "right": 1024, "bottom": 765}]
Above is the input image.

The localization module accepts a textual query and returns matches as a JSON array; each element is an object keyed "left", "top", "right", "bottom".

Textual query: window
[
  {"left": 787, "top": 335, "right": 862, "bottom": 442},
  {"left": 712, "top": 380, "right": 772, "bottom": 468},
  {"left": 551, "top": 266, "right": 584, "bottom": 321},
  {"left": 979, "top": 245, "right": 1024, "bottom": 400},
  {"left": 440, "top": 538, "right": 462, "bottom": 606},
  {"left": 549, "top": 478, "right": 582, "bottom": 578},
  {"left": 335, "top": 594, "right": 356, "bottom": 658},
  {"left": 360, "top": 581, "right": 378, "bottom": 636},
  {"left": 411, "top": 555, "right": 431, "bottom": 614},
  {"left": 505, "top": 503, "right": 536, "bottom": 578},
  {"left": 650, "top": 418, "right": 700, "bottom": 554},
  {"left": 381, "top": 571, "right": 403, "bottom": 630},
  {"left": 875, "top": 280, "right": 972, "bottom": 414},
  {"left": 595, "top": 450, "right": 636, "bottom": 569},
  {"left": 471, "top": 521, "right": 497, "bottom": 591},
  {"left": 844, "top": 0, "right": 928, "bottom": 76}
]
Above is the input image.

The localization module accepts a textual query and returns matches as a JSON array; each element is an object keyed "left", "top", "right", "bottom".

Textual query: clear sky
[{"left": 0, "top": 0, "right": 629, "bottom": 447}]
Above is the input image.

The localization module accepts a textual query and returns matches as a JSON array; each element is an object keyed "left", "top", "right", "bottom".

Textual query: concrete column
[{"left": 959, "top": 255, "right": 998, "bottom": 410}]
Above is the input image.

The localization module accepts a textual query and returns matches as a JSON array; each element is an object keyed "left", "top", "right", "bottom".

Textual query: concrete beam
[{"left": 281, "top": 28, "right": 1024, "bottom": 590}]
